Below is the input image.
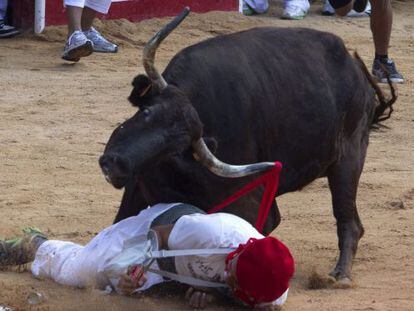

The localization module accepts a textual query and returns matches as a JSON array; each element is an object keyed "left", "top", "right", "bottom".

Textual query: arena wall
[{"left": 13, "top": 0, "right": 238, "bottom": 29}]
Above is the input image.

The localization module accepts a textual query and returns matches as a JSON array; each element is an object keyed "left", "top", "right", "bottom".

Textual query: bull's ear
[{"left": 128, "top": 74, "right": 154, "bottom": 107}]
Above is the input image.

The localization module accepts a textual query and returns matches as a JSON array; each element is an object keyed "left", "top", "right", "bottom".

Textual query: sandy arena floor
[{"left": 0, "top": 0, "right": 413, "bottom": 310}]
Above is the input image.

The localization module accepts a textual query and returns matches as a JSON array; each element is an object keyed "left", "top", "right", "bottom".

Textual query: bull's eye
[{"left": 141, "top": 108, "right": 151, "bottom": 119}]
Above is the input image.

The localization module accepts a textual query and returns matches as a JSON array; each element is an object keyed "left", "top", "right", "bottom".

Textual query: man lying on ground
[{"left": 0, "top": 203, "right": 294, "bottom": 309}]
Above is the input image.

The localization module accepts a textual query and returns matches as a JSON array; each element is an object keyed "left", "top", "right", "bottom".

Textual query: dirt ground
[{"left": 0, "top": 0, "right": 413, "bottom": 310}]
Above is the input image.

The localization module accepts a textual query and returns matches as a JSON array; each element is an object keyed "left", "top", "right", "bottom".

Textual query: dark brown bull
[{"left": 99, "top": 8, "right": 396, "bottom": 285}]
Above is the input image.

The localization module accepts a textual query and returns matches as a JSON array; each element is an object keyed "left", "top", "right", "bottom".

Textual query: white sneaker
[
  {"left": 0, "top": 20, "right": 20, "bottom": 38},
  {"left": 282, "top": 0, "right": 310, "bottom": 20},
  {"left": 321, "top": 0, "right": 335, "bottom": 15},
  {"left": 347, "top": 1, "right": 371, "bottom": 17},
  {"left": 83, "top": 27, "right": 118, "bottom": 53},
  {"left": 62, "top": 30, "right": 93, "bottom": 62}
]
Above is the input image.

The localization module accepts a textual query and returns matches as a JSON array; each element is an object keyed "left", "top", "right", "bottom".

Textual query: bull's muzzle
[{"left": 99, "top": 153, "right": 130, "bottom": 189}]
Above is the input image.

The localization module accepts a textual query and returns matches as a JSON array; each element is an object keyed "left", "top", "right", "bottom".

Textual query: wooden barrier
[{"left": 12, "top": 0, "right": 238, "bottom": 29}]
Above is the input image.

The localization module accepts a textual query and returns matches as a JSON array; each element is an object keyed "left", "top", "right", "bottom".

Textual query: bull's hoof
[
  {"left": 327, "top": 275, "right": 354, "bottom": 289},
  {"left": 329, "top": 266, "right": 353, "bottom": 288},
  {"left": 307, "top": 271, "right": 354, "bottom": 289}
]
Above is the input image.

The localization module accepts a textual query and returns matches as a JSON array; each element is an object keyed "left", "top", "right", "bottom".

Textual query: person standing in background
[
  {"left": 0, "top": 0, "right": 20, "bottom": 38},
  {"left": 239, "top": 0, "right": 371, "bottom": 20},
  {"left": 328, "top": 0, "right": 404, "bottom": 83},
  {"left": 322, "top": 0, "right": 371, "bottom": 16},
  {"left": 282, "top": 0, "right": 371, "bottom": 19},
  {"left": 62, "top": 0, "right": 118, "bottom": 62}
]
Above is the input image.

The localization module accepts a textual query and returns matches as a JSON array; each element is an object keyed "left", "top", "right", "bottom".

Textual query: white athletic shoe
[
  {"left": 282, "top": 0, "right": 310, "bottom": 20},
  {"left": 347, "top": 1, "right": 371, "bottom": 17},
  {"left": 62, "top": 30, "right": 93, "bottom": 62},
  {"left": 0, "top": 20, "right": 20, "bottom": 38},
  {"left": 321, "top": 0, "right": 335, "bottom": 15},
  {"left": 83, "top": 27, "right": 118, "bottom": 53}
]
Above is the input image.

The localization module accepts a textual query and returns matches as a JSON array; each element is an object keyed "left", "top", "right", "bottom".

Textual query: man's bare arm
[{"left": 151, "top": 224, "right": 174, "bottom": 249}]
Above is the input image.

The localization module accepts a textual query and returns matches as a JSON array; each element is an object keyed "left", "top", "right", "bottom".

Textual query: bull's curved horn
[
  {"left": 192, "top": 139, "right": 276, "bottom": 178},
  {"left": 142, "top": 7, "right": 190, "bottom": 90}
]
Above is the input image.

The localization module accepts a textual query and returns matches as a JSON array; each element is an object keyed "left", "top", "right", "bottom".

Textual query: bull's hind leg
[{"left": 327, "top": 133, "right": 368, "bottom": 284}]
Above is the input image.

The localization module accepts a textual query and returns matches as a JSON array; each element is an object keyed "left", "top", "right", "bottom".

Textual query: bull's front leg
[
  {"left": 114, "top": 177, "right": 148, "bottom": 223},
  {"left": 326, "top": 138, "right": 366, "bottom": 286},
  {"left": 262, "top": 200, "right": 281, "bottom": 236}
]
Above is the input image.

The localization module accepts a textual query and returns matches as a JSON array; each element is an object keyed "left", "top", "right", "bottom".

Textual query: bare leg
[
  {"left": 66, "top": 5, "right": 83, "bottom": 36},
  {"left": 63, "top": 5, "right": 94, "bottom": 61},
  {"left": 81, "top": 6, "right": 97, "bottom": 31},
  {"left": 370, "top": 0, "right": 392, "bottom": 55},
  {"left": 334, "top": 0, "right": 392, "bottom": 54},
  {"left": 370, "top": 0, "right": 403, "bottom": 82}
]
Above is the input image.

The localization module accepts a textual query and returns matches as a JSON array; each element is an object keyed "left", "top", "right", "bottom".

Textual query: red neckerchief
[{"left": 208, "top": 162, "right": 282, "bottom": 233}]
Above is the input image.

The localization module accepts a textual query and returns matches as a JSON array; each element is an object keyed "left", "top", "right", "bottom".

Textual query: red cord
[{"left": 208, "top": 162, "right": 282, "bottom": 233}]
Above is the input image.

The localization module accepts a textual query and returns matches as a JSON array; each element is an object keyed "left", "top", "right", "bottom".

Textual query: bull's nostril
[
  {"left": 101, "top": 164, "right": 110, "bottom": 175},
  {"left": 99, "top": 155, "right": 113, "bottom": 173},
  {"left": 99, "top": 153, "right": 130, "bottom": 184}
]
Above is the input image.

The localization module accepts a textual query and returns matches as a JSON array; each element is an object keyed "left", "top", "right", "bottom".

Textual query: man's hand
[
  {"left": 185, "top": 287, "right": 215, "bottom": 309},
  {"left": 117, "top": 265, "right": 147, "bottom": 296}
]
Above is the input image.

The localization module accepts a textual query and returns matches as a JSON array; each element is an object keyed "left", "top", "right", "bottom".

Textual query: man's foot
[
  {"left": 62, "top": 30, "right": 93, "bottom": 62},
  {"left": 282, "top": 0, "right": 310, "bottom": 20},
  {"left": 0, "top": 20, "right": 20, "bottom": 38},
  {"left": 0, "top": 227, "right": 47, "bottom": 267},
  {"left": 372, "top": 58, "right": 404, "bottom": 84},
  {"left": 241, "top": 1, "right": 256, "bottom": 16},
  {"left": 83, "top": 27, "right": 118, "bottom": 53},
  {"left": 322, "top": 0, "right": 335, "bottom": 15},
  {"left": 347, "top": 1, "right": 371, "bottom": 17}
]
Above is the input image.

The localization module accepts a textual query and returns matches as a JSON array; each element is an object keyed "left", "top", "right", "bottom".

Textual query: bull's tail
[{"left": 354, "top": 52, "right": 398, "bottom": 126}]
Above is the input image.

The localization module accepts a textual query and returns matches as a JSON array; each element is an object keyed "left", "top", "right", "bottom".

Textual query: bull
[{"left": 99, "top": 8, "right": 396, "bottom": 285}]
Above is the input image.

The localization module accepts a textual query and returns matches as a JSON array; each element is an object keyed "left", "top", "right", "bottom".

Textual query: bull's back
[{"left": 164, "top": 27, "right": 371, "bottom": 192}]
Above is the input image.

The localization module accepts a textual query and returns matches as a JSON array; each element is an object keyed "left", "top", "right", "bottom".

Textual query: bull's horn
[
  {"left": 142, "top": 7, "right": 190, "bottom": 91},
  {"left": 192, "top": 139, "right": 276, "bottom": 178}
]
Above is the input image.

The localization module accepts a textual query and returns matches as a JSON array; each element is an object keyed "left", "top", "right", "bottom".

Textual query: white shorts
[
  {"left": 64, "top": 0, "right": 112, "bottom": 14},
  {"left": 239, "top": 0, "right": 269, "bottom": 13}
]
